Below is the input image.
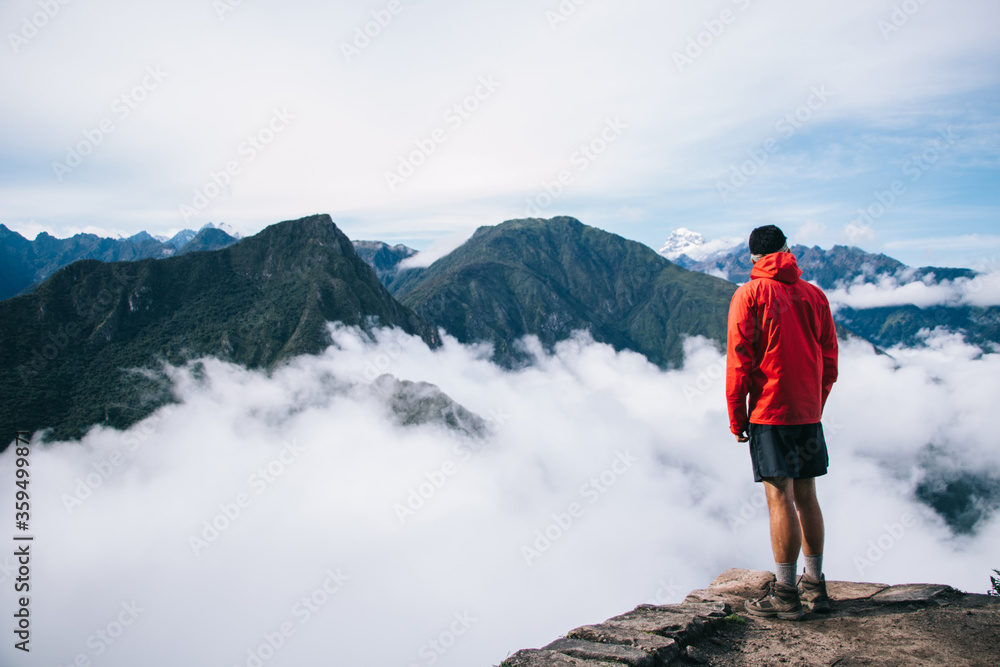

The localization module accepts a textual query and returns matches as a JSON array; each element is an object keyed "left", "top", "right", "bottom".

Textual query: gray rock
[
  {"left": 370, "top": 374, "right": 489, "bottom": 437},
  {"left": 568, "top": 624, "right": 680, "bottom": 663},
  {"left": 543, "top": 638, "right": 655, "bottom": 666},
  {"left": 603, "top": 602, "right": 726, "bottom": 642},
  {"left": 705, "top": 568, "right": 775, "bottom": 598},
  {"left": 686, "top": 644, "right": 711, "bottom": 664},
  {"left": 871, "top": 584, "right": 952, "bottom": 604},
  {"left": 826, "top": 580, "right": 889, "bottom": 601},
  {"left": 502, "top": 649, "right": 618, "bottom": 667}
]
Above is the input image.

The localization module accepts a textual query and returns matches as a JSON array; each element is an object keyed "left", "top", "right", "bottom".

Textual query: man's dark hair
[{"left": 749, "top": 225, "right": 787, "bottom": 256}]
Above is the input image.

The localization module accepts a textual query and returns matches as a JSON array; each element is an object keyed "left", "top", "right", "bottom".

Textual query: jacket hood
[{"left": 750, "top": 252, "right": 802, "bottom": 284}]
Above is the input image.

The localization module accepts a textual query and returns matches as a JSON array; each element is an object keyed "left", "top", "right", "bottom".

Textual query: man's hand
[{"left": 736, "top": 431, "right": 749, "bottom": 443}]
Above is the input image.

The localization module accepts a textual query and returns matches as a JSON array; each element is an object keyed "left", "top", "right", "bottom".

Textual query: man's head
[{"left": 749, "top": 225, "right": 789, "bottom": 263}]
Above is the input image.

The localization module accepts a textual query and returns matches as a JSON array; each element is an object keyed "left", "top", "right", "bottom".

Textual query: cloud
[
  {"left": 397, "top": 229, "right": 476, "bottom": 269},
  {"left": 844, "top": 220, "right": 877, "bottom": 244},
  {"left": 794, "top": 220, "right": 828, "bottom": 245},
  {"left": 826, "top": 268, "right": 1000, "bottom": 310},
  {"left": 2, "top": 325, "right": 998, "bottom": 666}
]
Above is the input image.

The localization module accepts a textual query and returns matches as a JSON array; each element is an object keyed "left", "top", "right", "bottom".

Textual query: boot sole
[{"left": 744, "top": 603, "right": 805, "bottom": 621}]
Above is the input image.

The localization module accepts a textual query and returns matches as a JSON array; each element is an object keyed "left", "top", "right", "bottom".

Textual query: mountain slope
[
  {"left": 393, "top": 217, "right": 738, "bottom": 367},
  {"left": 0, "top": 214, "right": 438, "bottom": 446}
]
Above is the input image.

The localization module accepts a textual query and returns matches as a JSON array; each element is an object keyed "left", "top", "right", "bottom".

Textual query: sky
[
  {"left": 1, "top": 325, "right": 998, "bottom": 666},
  {"left": 1, "top": 0, "right": 999, "bottom": 269}
]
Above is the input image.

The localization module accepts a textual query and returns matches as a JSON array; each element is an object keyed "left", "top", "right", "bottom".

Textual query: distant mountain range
[
  {"left": 0, "top": 223, "right": 240, "bottom": 301},
  {"left": 660, "top": 231, "right": 998, "bottom": 351}
]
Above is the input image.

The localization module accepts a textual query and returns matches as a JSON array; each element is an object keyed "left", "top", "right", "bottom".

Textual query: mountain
[
  {"left": 674, "top": 242, "right": 976, "bottom": 289},
  {"left": 164, "top": 229, "right": 197, "bottom": 249},
  {"left": 0, "top": 224, "right": 239, "bottom": 300},
  {"left": 391, "top": 217, "right": 739, "bottom": 368},
  {"left": 0, "top": 214, "right": 438, "bottom": 447},
  {"left": 658, "top": 227, "right": 742, "bottom": 263},
  {"left": 175, "top": 226, "right": 239, "bottom": 255},
  {"left": 352, "top": 240, "right": 420, "bottom": 291}
]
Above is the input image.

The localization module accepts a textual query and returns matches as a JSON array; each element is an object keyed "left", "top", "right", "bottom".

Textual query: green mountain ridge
[
  {"left": 0, "top": 214, "right": 438, "bottom": 447},
  {"left": 392, "top": 216, "right": 738, "bottom": 368}
]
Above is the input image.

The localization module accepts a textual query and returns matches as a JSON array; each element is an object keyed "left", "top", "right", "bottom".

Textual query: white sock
[
  {"left": 776, "top": 561, "right": 797, "bottom": 588},
  {"left": 805, "top": 554, "right": 823, "bottom": 580}
]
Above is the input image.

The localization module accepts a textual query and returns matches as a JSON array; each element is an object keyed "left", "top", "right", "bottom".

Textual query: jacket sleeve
[
  {"left": 726, "top": 288, "right": 755, "bottom": 436},
  {"left": 818, "top": 295, "right": 838, "bottom": 411}
]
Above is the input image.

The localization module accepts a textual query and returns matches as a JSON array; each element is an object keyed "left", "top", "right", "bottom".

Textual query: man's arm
[
  {"left": 726, "top": 288, "right": 755, "bottom": 441},
  {"left": 818, "top": 296, "right": 838, "bottom": 410}
]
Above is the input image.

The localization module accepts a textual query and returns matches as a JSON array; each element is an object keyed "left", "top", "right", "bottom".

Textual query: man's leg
[
  {"left": 763, "top": 476, "right": 801, "bottom": 578},
  {"left": 746, "top": 476, "right": 804, "bottom": 619},
  {"left": 792, "top": 477, "right": 831, "bottom": 611},
  {"left": 793, "top": 477, "right": 824, "bottom": 567}
]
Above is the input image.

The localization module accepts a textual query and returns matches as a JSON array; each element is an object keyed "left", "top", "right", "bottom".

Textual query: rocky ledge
[{"left": 499, "top": 568, "right": 999, "bottom": 666}]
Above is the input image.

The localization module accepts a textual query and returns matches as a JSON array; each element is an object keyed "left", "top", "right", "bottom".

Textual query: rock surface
[{"left": 498, "top": 569, "right": 1000, "bottom": 666}]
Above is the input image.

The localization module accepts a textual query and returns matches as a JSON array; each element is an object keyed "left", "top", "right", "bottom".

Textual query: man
[{"left": 726, "top": 225, "right": 838, "bottom": 620}]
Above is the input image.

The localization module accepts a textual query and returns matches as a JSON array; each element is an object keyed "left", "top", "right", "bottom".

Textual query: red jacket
[{"left": 726, "top": 252, "right": 838, "bottom": 435}]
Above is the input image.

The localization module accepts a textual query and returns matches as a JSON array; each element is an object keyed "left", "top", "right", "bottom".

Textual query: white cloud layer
[
  {"left": 2, "top": 325, "right": 999, "bottom": 666},
  {"left": 826, "top": 268, "right": 1000, "bottom": 310}
]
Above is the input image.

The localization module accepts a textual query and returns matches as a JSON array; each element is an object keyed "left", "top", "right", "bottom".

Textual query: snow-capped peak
[
  {"left": 201, "top": 222, "right": 242, "bottom": 239},
  {"left": 658, "top": 228, "right": 704, "bottom": 260},
  {"left": 658, "top": 228, "right": 743, "bottom": 262}
]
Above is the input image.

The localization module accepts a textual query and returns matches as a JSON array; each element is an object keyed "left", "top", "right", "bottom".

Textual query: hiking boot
[
  {"left": 798, "top": 573, "right": 832, "bottom": 613},
  {"left": 744, "top": 582, "right": 804, "bottom": 620}
]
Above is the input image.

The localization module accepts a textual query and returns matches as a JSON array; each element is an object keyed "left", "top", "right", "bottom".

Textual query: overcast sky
[{"left": 2, "top": 0, "right": 998, "bottom": 267}]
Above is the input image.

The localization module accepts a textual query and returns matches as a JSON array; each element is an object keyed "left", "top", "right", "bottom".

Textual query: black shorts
[{"left": 748, "top": 423, "right": 828, "bottom": 482}]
